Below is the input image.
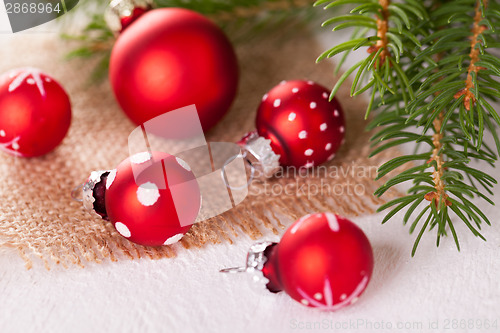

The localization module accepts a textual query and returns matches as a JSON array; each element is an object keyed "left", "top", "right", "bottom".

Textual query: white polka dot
[
  {"left": 340, "top": 126, "right": 345, "bottom": 133},
  {"left": 322, "top": 92, "right": 328, "bottom": 99},
  {"left": 314, "top": 293, "right": 323, "bottom": 301},
  {"left": 106, "top": 169, "right": 117, "bottom": 189},
  {"left": 137, "top": 182, "right": 160, "bottom": 206},
  {"left": 301, "top": 299, "right": 309, "bottom": 306},
  {"left": 274, "top": 99, "right": 281, "bottom": 107},
  {"left": 325, "top": 213, "right": 340, "bottom": 232},
  {"left": 304, "top": 161, "right": 314, "bottom": 168},
  {"left": 328, "top": 154, "right": 336, "bottom": 161},
  {"left": 0, "top": 130, "right": 5, "bottom": 137},
  {"left": 304, "top": 149, "right": 313, "bottom": 156},
  {"left": 130, "top": 152, "right": 151, "bottom": 164},
  {"left": 340, "top": 294, "right": 347, "bottom": 300},
  {"left": 334, "top": 110, "right": 340, "bottom": 117},
  {"left": 280, "top": 80, "right": 287, "bottom": 85},
  {"left": 310, "top": 102, "right": 317, "bottom": 109},
  {"left": 12, "top": 142, "right": 19, "bottom": 150},
  {"left": 325, "top": 143, "right": 332, "bottom": 151},
  {"left": 298, "top": 130, "right": 307, "bottom": 139},
  {"left": 262, "top": 93, "right": 268, "bottom": 101},
  {"left": 115, "top": 222, "right": 131, "bottom": 238},
  {"left": 27, "top": 78, "right": 35, "bottom": 85},
  {"left": 176, "top": 157, "right": 191, "bottom": 171},
  {"left": 320, "top": 123, "right": 327, "bottom": 131},
  {"left": 307, "top": 81, "right": 314, "bottom": 85},
  {"left": 292, "top": 87, "right": 299, "bottom": 93},
  {"left": 163, "top": 233, "right": 184, "bottom": 245},
  {"left": 288, "top": 112, "right": 296, "bottom": 121},
  {"left": 45, "top": 77, "right": 52, "bottom": 82}
]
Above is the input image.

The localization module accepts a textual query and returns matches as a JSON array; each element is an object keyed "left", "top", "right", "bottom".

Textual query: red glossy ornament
[
  {"left": 0, "top": 68, "right": 71, "bottom": 157},
  {"left": 109, "top": 8, "right": 239, "bottom": 132},
  {"left": 256, "top": 80, "right": 345, "bottom": 168},
  {"left": 103, "top": 152, "right": 201, "bottom": 246},
  {"left": 223, "top": 213, "right": 373, "bottom": 310}
]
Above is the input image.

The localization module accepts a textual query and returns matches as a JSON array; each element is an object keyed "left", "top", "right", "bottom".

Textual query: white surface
[
  {"left": 1, "top": 18, "right": 500, "bottom": 333},
  {"left": 1, "top": 206, "right": 499, "bottom": 333}
]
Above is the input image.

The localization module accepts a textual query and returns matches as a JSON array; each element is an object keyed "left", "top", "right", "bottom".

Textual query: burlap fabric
[{"left": 0, "top": 25, "right": 398, "bottom": 269}]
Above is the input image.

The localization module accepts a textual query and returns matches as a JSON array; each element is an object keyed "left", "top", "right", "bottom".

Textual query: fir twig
[
  {"left": 367, "top": 0, "right": 390, "bottom": 65},
  {"left": 319, "top": 0, "right": 500, "bottom": 255},
  {"left": 425, "top": 112, "right": 452, "bottom": 208},
  {"left": 454, "top": 0, "right": 489, "bottom": 111}
]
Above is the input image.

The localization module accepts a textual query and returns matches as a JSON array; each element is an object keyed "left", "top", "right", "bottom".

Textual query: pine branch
[
  {"left": 425, "top": 111, "right": 451, "bottom": 207},
  {"left": 367, "top": 0, "right": 390, "bottom": 65},
  {"left": 454, "top": 0, "right": 489, "bottom": 110},
  {"left": 425, "top": 8, "right": 449, "bottom": 210},
  {"left": 316, "top": 0, "right": 426, "bottom": 117},
  {"left": 319, "top": 0, "right": 500, "bottom": 255}
]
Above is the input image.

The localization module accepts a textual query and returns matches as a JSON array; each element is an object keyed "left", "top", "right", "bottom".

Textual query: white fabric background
[{"left": 1, "top": 19, "right": 499, "bottom": 333}]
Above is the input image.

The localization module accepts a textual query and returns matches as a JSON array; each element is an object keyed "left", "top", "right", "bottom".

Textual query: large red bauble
[
  {"left": 105, "top": 152, "right": 201, "bottom": 246},
  {"left": 0, "top": 68, "right": 71, "bottom": 157},
  {"left": 262, "top": 213, "right": 373, "bottom": 310},
  {"left": 109, "top": 8, "right": 239, "bottom": 132},
  {"left": 256, "top": 80, "right": 345, "bottom": 168}
]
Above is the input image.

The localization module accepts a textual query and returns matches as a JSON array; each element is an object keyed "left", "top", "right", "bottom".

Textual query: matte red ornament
[
  {"left": 103, "top": 152, "right": 201, "bottom": 246},
  {"left": 223, "top": 213, "right": 374, "bottom": 310},
  {"left": 0, "top": 68, "right": 71, "bottom": 157},
  {"left": 109, "top": 8, "right": 239, "bottom": 132},
  {"left": 256, "top": 80, "right": 345, "bottom": 168}
]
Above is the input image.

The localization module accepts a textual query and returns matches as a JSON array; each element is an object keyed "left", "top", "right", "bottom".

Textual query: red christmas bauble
[
  {"left": 120, "top": 6, "right": 149, "bottom": 31},
  {"left": 0, "top": 68, "right": 71, "bottom": 157},
  {"left": 109, "top": 8, "right": 239, "bottom": 132},
  {"left": 256, "top": 80, "right": 345, "bottom": 168},
  {"left": 105, "top": 152, "right": 201, "bottom": 246},
  {"left": 262, "top": 213, "right": 373, "bottom": 310}
]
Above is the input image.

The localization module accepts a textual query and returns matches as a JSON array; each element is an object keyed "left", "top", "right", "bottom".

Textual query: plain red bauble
[
  {"left": 256, "top": 80, "right": 345, "bottom": 168},
  {"left": 0, "top": 68, "right": 71, "bottom": 157},
  {"left": 105, "top": 152, "right": 201, "bottom": 246},
  {"left": 120, "top": 7, "right": 149, "bottom": 31},
  {"left": 109, "top": 8, "right": 239, "bottom": 132},
  {"left": 262, "top": 213, "right": 373, "bottom": 310}
]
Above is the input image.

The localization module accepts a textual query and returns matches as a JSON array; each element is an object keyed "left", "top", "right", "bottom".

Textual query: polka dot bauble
[
  {"left": 103, "top": 152, "right": 201, "bottom": 246},
  {"left": 256, "top": 80, "right": 345, "bottom": 168}
]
